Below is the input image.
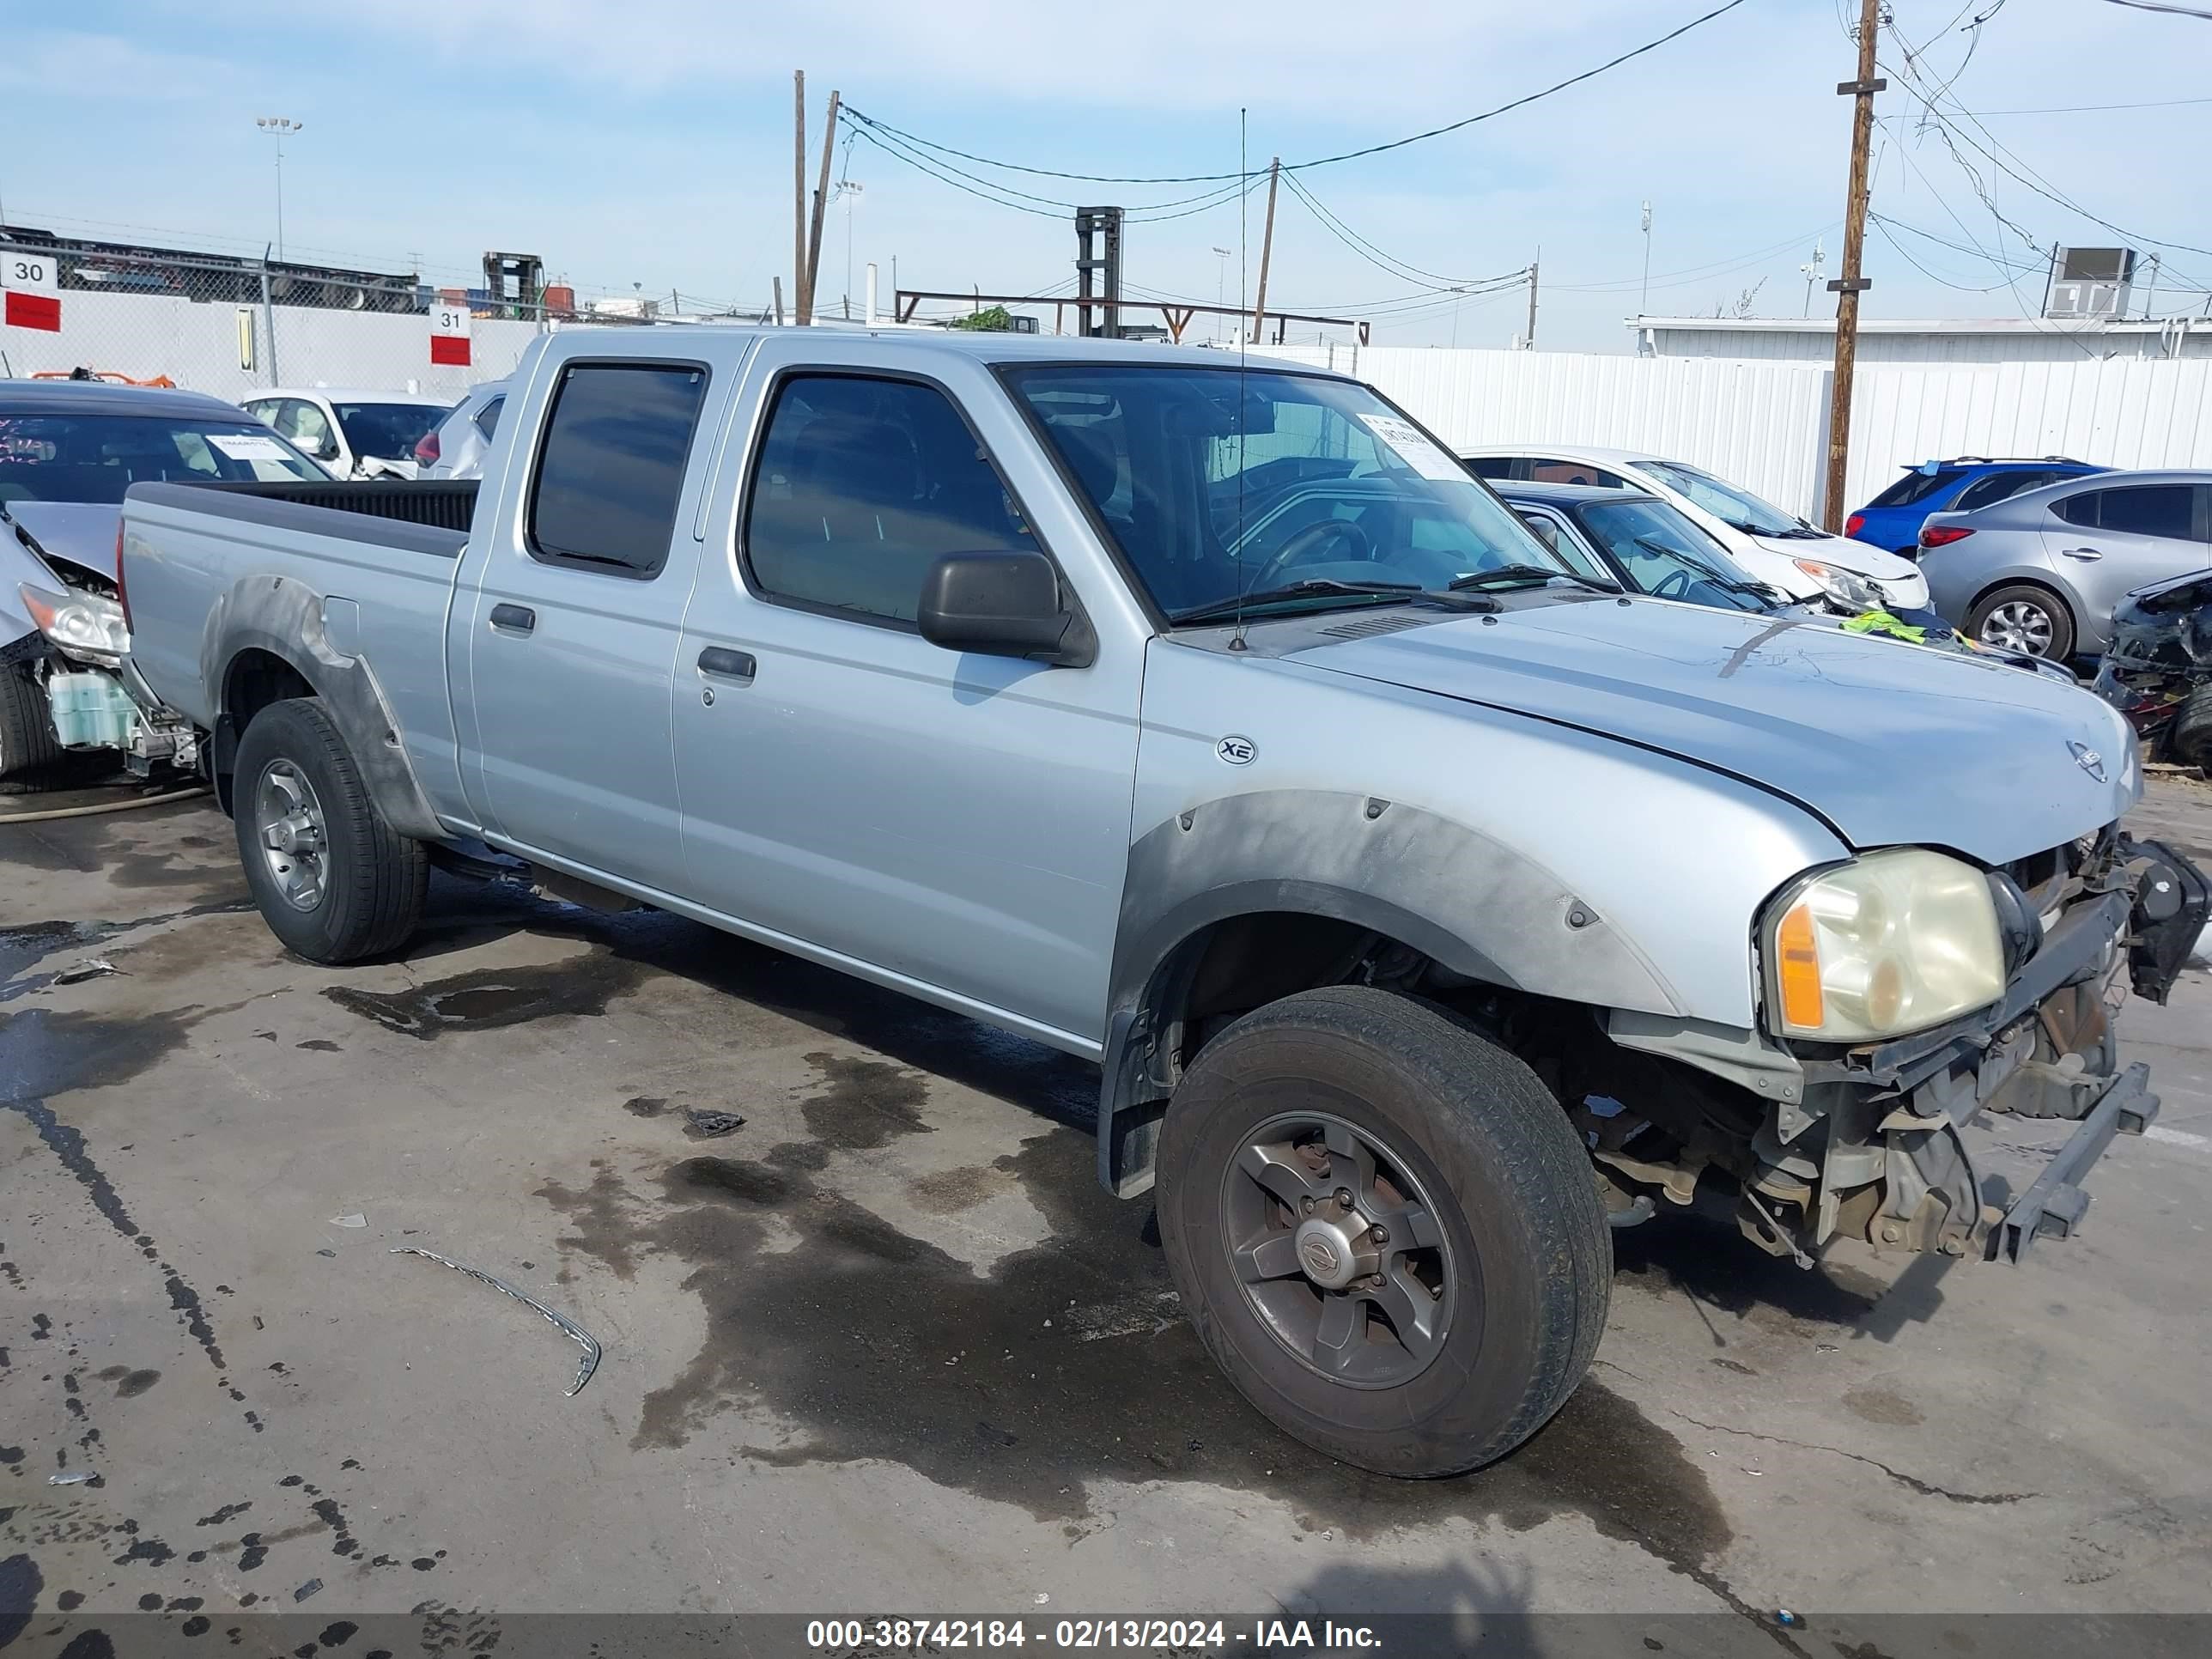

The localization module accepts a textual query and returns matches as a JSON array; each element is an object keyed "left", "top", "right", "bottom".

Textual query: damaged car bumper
[{"left": 1787, "top": 836, "right": 2204, "bottom": 1263}]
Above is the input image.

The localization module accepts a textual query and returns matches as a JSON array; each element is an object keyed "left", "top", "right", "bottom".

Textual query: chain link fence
[{"left": 0, "top": 236, "right": 658, "bottom": 404}]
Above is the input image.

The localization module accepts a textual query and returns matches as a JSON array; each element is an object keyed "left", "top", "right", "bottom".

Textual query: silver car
[
  {"left": 1921, "top": 469, "right": 2212, "bottom": 660},
  {"left": 416, "top": 377, "right": 508, "bottom": 480}
]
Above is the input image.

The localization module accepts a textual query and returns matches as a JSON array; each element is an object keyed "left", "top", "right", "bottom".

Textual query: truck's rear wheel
[
  {"left": 1157, "top": 986, "right": 1610, "bottom": 1477},
  {"left": 233, "top": 697, "right": 426, "bottom": 963}
]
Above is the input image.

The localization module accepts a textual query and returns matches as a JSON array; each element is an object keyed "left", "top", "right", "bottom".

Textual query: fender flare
[
  {"left": 202, "top": 573, "right": 443, "bottom": 839},
  {"left": 1093, "top": 788, "right": 1686, "bottom": 1195}
]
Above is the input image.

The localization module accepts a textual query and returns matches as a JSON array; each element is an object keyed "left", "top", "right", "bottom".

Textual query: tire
[
  {"left": 1156, "top": 985, "right": 1611, "bottom": 1478},
  {"left": 1967, "top": 583, "right": 2075, "bottom": 662},
  {"left": 0, "top": 660, "right": 67, "bottom": 795},
  {"left": 2172, "top": 684, "right": 2212, "bottom": 777},
  {"left": 232, "top": 697, "right": 427, "bottom": 963}
]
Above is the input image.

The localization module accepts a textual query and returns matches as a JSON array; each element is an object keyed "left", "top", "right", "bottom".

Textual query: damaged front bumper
[{"left": 1773, "top": 837, "right": 2203, "bottom": 1264}]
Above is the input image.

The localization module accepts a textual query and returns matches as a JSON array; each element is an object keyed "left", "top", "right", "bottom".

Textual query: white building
[{"left": 1632, "top": 313, "right": 2211, "bottom": 364}]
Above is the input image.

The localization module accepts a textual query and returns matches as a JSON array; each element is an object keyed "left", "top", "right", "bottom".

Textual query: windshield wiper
[
  {"left": 1448, "top": 563, "right": 1619, "bottom": 594},
  {"left": 1631, "top": 537, "right": 1776, "bottom": 599},
  {"left": 1170, "top": 578, "right": 1422, "bottom": 625}
]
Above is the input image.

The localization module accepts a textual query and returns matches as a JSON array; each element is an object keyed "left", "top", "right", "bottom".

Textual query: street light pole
[
  {"left": 835, "top": 179, "right": 865, "bottom": 319},
  {"left": 255, "top": 116, "right": 303, "bottom": 262}
]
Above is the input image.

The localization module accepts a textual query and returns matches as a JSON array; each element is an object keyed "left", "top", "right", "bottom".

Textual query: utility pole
[
  {"left": 1249, "top": 158, "right": 1280, "bottom": 344},
  {"left": 1524, "top": 258, "right": 1539, "bottom": 350},
  {"left": 793, "top": 71, "right": 810, "bottom": 325},
  {"left": 1822, "top": 0, "right": 1884, "bottom": 532},
  {"left": 802, "top": 88, "right": 842, "bottom": 327}
]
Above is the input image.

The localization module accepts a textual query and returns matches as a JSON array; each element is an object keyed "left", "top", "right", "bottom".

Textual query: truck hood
[
  {"left": 1289, "top": 599, "right": 2135, "bottom": 866},
  {"left": 3, "top": 501, "right": 121, "bottom": 581}
]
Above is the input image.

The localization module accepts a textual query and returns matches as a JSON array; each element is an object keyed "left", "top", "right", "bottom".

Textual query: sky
[{"left": 2, "top": 0, "right": 2209, "bottom": 353}]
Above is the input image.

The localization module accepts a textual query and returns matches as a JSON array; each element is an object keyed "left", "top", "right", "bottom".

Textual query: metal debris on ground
[
  {"left": 390, "top": 1245, "right": 602, "bottom": 1396},
  {"left": 53, "top": 960, "right": 120, "bottom": 985},
  {"left": 680, "top": 1108, "right": 746, "bottom": 1139},
  {"left": 48, "top": 1470, "right": 98, "bottom": 1486},
  {"left": 328, "top": 1213, "right": 367, "bottom": 1228}
]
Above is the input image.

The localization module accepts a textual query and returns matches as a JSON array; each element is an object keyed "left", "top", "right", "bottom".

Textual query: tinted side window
[
  {"left": 474, "top": 396, "right": 505, "bottom": 439},
  {"left": 1464, "top": 456, "right": 1516, "bottom": 479},
  {"left": 2052, "top": 490, "right": 2101, "bottom": 527},
  {"left": 1530, "top": 459, "right": 1626, "bottom": 488},
  {"left": 1869, "top": 468, "right": 1963, "bottom": 508},
  {"left": 1954, "top": 471, "right": 2048, "bottom": 512},
  {"left": 744, "top": 374, "right": 1034, "bottom": 624},
  {"left": 527, "top": 362, "right": 708, "bottom": 578},
  {"left": 2095, "top": 484, "right": 2194, "bottom": 540}
]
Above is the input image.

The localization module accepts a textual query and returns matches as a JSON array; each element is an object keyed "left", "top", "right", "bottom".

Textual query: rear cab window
[{"left": 526, "top": 362, "right": 710, "bottom": 579}]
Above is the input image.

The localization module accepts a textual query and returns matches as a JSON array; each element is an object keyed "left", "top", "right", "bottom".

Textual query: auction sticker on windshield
[
  {"left": 1356, "top": 413, "right": 1469, "bottom": 483},
  {"left": 208, "top": 433, "right": 294, "bottom": 462}
]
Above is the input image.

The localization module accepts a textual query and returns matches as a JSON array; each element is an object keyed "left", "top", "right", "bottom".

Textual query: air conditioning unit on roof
[{"left": 2045, "top": 247, "right": 2136, "bottom": 319}]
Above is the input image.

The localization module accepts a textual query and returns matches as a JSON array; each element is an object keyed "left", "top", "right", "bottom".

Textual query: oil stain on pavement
[{"left": 538, "top": 1057, "right": 1738, "bottom": 1602}]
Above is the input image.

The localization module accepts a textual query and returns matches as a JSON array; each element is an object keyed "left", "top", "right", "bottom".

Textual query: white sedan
[
  {"left": 1462, "top": 442, "right": 1929, "bottom": 613},
  {"left": 241, "top": 387, "right": 452, "bottom": 482}
]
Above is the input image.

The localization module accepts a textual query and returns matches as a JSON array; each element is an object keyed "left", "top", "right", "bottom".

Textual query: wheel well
[
  {"left": 213, "top": 648, "right": 315, "bottom": 812},
  {"left": 1103, "top": 911, "right": 1506, "bottom": 1195},
  {"left": 1969, "top": 574, "right": 2073, "bottom": 625}
]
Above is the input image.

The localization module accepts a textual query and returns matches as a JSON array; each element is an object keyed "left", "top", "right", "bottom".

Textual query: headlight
[
  {"left": 1793, "top": 559, "right": 1881, "bottom": 611},
  {"left": 1764, "top": 848, "right": 2004, "bottom": 1042},
  {"left": 18, "top": 581, "right": 131, "bottom": 667}
]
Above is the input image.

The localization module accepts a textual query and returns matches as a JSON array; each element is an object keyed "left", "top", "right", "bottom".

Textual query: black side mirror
[{"left": 917, "top": 550, "right": 1094, "bottom": 667}]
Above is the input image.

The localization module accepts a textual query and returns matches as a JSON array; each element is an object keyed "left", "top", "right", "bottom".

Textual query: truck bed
[
  {"left": 120, "top": 478, "right": 475, "bottom": 825},
  {"left": 188, "top": 478, "right": 481, "bottom": 534}
]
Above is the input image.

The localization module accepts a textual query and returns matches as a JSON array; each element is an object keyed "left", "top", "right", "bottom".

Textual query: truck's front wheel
[
  {"left": 233, "top": 697, "right": 426, "bottom": 963},
  {"left": 1157, "top": 986, "right": 1610, "bottom": 1477}
]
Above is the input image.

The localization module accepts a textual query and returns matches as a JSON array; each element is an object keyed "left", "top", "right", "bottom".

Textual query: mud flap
[{"left": 1995, "top": 1062, "right": 2159, "bottom": 1261}]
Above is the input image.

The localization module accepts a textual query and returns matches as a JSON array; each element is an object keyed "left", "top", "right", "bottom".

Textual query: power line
[
  {"left": 1879, "top": 40, "right": 2212, "bottom": 278},
  {"left": 1975, "top": 92, "right": 2212, "bottom": 114},
  {"left": 1870, "top": 211, "right": 2039, "bottom": 270},
  {"left": 1869, "top": 217, "right": 2021, "bottom": 292},
  {"left": 842, "top": 0, "right": 1753, "bottom": 186},
  {"left": 847, "top": 121, "right": 1255, "bottom": 221},
  {"left": 1279, "top": 170, "right": 1527, "bottom": 293},
  {"left": 2100, "top": 0, "right": 2212, "bottom": 17}
]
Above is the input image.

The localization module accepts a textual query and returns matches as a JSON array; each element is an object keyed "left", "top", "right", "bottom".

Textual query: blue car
[{"left": 1846, "top": 455, "right": 2104, "bottom": 558}]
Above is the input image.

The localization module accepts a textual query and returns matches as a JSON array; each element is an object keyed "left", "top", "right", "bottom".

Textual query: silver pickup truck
[{"left": 119, "top": 328, "right": 2208, "bottom": 1478}]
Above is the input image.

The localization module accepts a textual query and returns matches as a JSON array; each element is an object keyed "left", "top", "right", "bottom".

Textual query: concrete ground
[{"left": 3, "top": 774, "right": 2209, "bottom": 1652}]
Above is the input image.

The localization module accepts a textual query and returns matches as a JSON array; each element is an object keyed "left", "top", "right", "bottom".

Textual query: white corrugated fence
[{"left": 1251, "top": 343, "right": 2212, "bottom": 518}]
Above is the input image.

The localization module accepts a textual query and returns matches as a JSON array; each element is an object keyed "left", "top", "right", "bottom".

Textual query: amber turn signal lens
[{"left": 1775, "top": 901, "right": 1825, "bottom": 1031}]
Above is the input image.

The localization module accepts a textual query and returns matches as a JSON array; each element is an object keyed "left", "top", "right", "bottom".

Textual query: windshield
[
  {"left": 1576, "top": 498, "right": 1776, "bottom": 613},
  {"left": 1006, "top": 365, "right": 1572, "bottom": 619},
  {"left": 334, "top": 402, "right": 447, "bottom": 461},
  {"left": 0, "top": 413, "right": 325, "bottom": 504},
  {"left": 1638, "top": 459, "right": 1810, "bottom": 538}
]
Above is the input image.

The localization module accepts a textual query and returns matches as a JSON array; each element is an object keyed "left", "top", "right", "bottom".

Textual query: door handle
[
  {"left": 489, "top": 603, "right": 536, "bottom": 632},
  {"left": 696, "top": 646, "right": 757, "bottom": 683},
  {"left": 2058, "top": 546, "right": 2104, "bottom": 562}
]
